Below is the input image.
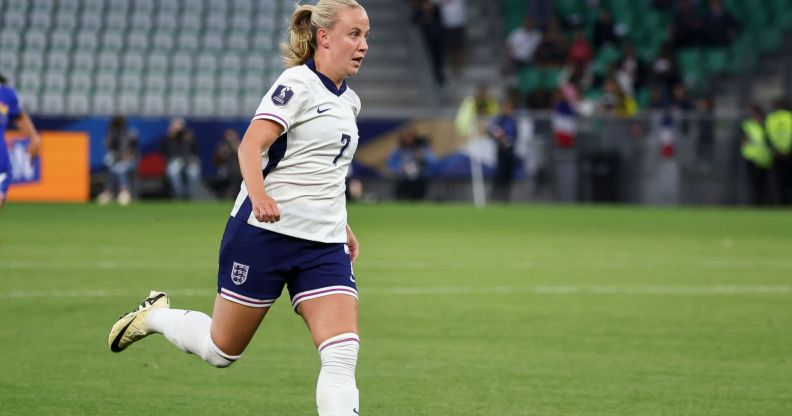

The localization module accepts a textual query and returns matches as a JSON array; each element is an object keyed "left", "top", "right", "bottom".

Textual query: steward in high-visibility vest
[
  {"left": 765, "top": 101, "right": 792, "bottom": 157},
  {"left": 742, "top": 117, "right": 772, "bottom": 169},
  {"left": 765, "top": 98, "right": 792, "bottom": 205},
  {"left": 742, "top": 104, "right": 772, "bottom": 205}
]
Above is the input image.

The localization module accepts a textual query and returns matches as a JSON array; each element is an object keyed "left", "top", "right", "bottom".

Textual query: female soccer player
[
  {"left": 108, "top": 2, "right": 369, "bottom": 415},
  {"left": 0, "top": 74, "right": 41, "bottom": 208}
]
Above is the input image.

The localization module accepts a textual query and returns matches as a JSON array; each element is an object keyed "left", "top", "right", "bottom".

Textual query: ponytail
[{"left": 281, "top": 5, "right": 316, "bottom": 68}]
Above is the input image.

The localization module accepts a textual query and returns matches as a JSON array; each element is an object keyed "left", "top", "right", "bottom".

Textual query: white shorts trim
[
  {"left": 291, "top": 285, "right": 358, "bottom": 310},
  {"left": 219, "top": 288, "right": 276, "bottom": 308}
]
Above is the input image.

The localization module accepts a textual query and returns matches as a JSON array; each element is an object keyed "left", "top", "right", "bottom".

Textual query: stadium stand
[
  {"left": 498, "top": 0, "right": 792, "bottom": 112},
  {"left": 0, "top": 0, "right": 299, "bottom": 117}
]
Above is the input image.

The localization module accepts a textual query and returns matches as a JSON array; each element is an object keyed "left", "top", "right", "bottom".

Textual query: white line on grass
[{"left": 1, "top": 285, "right": 790, "bottom": 299}]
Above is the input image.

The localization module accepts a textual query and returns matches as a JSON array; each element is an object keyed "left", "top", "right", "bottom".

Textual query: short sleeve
[
  {"left": 252, "top": 69, "right": 309, "bottom": 134},
  {"left": 7, "top": 88, "right": 21, "bottom": 118}
]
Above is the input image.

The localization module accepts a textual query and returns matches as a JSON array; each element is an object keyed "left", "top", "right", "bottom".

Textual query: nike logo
[
  {"left": 317, "top": 106, "right": 331, "bottom": 114},
  {"left": 110, "top": 318, "right": 135, "bottom": 352},
  {"left": 353, "top": 409, "right": 359, "bottom": 414},
  {"left": 350, "top": 275, "right": 356, "bottom": 283}
]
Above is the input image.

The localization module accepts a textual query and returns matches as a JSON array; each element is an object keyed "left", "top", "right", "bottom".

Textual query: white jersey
[{"left": 231, "top": 59, "right": 361, "bottom": 243}]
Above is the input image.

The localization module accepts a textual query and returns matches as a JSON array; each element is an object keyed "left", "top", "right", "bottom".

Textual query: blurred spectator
[
  {"left": 161, "top": 118, "right": 201, "bottom": 200},
  {"left": 474, "top": 84, "right": 500, "bottom": 117},
  {"left": 567, "top": 28, "right": 593, "bottom": 67},
  {"left": 670, "top": 83, "right": 694, "bottom": 112},
  {"left": 207, "top": 129, "right": 242, "bottom": 200},
  {"left": 433, "top": 0, "right": 467, "bottom": 76},
  {"left": 741, "top": 104, "right": 773, "bottom": 205},
  {"left": 765, "top": 98, "right": 792, "bottom": 205},
  {"left": 97, "top": 116, "right": 138, "bottom": 206},
  {"left": 672, "top": 0, "right": 703, "bottom": 48},
  {"left": 599, "top": 77, "right": 637, "bottom": 117},
  {"left": 536, "top": 19, "right": 568, "bottom": 66},
  {"left": 647, "top": 85, "right": 669, "bottom": 110},
  {"left": 702, "top": 0, "right": 738, "bottom": 47},
  {"left": 387, "top": 128, "right": 436, "bottom": 201},
  {"left": 505, "top": 16, "right": 543, "bottom": 73},
  {"left": 487, "top": 100, "right": 519, "bottom": 201},
  {"left": 592, "top": 10, "right": 619, "bottom": 49},
  {"left": 649, "top": 41, "right": 682, "bottom": 97},
  {"left": 615, "top": 43, "right": 647, "bottom": 96},
  {"left": 559, "top": 61, "right": 593, "bottom": 95},
  {"left": 695, "top": 97, "right": 715, "bottom": 166},
  {"left": 412, "top": 0, "right": 446, "bottom": 85}
]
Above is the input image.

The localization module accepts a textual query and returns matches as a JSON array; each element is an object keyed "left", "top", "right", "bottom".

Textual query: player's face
[{"left": 328, "top": 7, "right": 370, "bottom": 79}]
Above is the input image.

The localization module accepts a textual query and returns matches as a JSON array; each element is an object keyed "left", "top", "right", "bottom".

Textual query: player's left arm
[
  {"left": 346, "top": 224, "right": 359, "bottom": 264},
  {"left": 13, "top": 111, "right": 41, "bottom": 158}
]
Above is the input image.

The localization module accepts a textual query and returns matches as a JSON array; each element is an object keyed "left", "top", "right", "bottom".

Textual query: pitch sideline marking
[{"left": 0, "top": 285, "right": 790, "bottom": 299}]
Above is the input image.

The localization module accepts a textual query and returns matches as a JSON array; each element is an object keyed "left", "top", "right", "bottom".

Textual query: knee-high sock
[
  {"left": 316, "top": 333, "right": 360, "bottom": 416},
  {"left": 147, "top": 308, "right": 239, "bottom": 368}
]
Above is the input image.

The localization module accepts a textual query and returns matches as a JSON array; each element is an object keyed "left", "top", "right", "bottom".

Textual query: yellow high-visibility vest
[
  {"left": 765, "top": 109, "right": 792, "bottom": 155},
  {"left": 741, "top": 119, "right": 773, "bottom": 169}
]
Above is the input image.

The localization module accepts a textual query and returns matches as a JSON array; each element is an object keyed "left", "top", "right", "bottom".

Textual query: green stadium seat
[
  {"left": 757, "top": 28, "right": 782, "bottom": 53},
  {"left": 517, "top": 68, "right": 543, "bottom": 94},
  {"left": 703, "top": 48, "right": 728, "bottom": 74},
  {"left": 542, "top": 68, "right": 562, "bottom": 91}
]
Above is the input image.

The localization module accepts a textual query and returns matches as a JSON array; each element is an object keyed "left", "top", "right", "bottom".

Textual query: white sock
[
  {"left": 147, "top": 308, "right": 240, "bottom": 368},
  {"left": 316, "top": 333, "right": 360, "bottom": 416}
]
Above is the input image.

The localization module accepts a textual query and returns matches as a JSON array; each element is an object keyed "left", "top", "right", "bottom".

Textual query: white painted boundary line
[{"left": 1, "top": 285, "right": 790, "bottom": 299}]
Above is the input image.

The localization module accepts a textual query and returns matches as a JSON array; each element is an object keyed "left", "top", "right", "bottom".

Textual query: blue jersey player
[
  {"left": 0, "top": 74, "right": 41, "bottom": 208},
  {"left": 108, "top": 1, "right": 369, "bottom": 415}
]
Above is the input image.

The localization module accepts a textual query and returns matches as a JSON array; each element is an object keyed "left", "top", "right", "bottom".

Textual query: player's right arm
[{"left": 238, "top": 119, "right": 283, "bottom": 223}]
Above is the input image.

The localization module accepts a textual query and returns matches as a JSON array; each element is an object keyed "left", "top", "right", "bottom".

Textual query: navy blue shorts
[
  {"left": 216, "top": 216, "right": 357, "bottom": 311},
  {"left": 0, "top": 150, "right": 10, "bottom": 200}
]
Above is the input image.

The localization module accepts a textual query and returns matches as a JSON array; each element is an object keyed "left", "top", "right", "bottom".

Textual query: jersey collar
[{"left": 306, "top": 59, "right": 347, "bottom": 97}]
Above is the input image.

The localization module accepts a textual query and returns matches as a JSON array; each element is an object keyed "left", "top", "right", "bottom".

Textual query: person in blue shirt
[
  {"left": 387, "top": 128, "right": 436, "bottom": 200},
  {"left": 487, "top": 99, "right": 519, "bottom": 202},
  {"left": 0, "top": 74, "right": 41, "bottom": 208}
]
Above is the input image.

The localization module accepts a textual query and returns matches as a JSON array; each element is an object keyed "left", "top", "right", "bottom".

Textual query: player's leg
[
  {"left": 300, "top": 295, "right": 360, "bottom": 416},
  {"left": 290, "top": 241, "right": 360, "bottom": 416},
  {"left": 145, "top": 294, "right": 269, "bottom": 366},
  {"left": 108, "top": 217, "right": 284, "bottom": 365}
]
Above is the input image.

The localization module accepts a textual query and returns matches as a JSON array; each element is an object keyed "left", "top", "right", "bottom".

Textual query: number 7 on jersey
[{"left": 333, "top": 134, "right": 351, "bottom": 166}]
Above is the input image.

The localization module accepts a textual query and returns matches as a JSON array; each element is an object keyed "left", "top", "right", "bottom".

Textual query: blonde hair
[{"left": 281, "top": 0, "right": 363, "bottom": 68}]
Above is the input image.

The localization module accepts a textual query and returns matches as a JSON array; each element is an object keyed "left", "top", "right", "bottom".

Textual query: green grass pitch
[{"left": 1, "top": 202, "right": 791, "bottom": 415}]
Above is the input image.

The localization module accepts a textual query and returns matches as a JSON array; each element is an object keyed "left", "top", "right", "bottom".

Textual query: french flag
[{"left": 552, "top": 101, "right": 577, "bottom": 148}]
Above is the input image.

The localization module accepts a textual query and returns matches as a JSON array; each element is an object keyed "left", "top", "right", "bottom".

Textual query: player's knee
[
  {"left": 318, "top": 333, "right": 360, "bottom": 368},
  {"left": 204, "top": 335, "right": 241, "bottom": 368}
]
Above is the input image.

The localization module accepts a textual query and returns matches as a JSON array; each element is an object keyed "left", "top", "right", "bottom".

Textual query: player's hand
[
  {"left": 251, "top": 195, "right": 280, "bottom": 223},
  {"left": 346, "top": 224, "right": 359, "bottom": 264},
  {"left": 27, "top": 137, "right": 41, "bottom": 158}
]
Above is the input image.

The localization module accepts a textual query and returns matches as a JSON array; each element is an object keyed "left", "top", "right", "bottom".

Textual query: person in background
[
  {"left": 97, "top": 115, "right": 138, "bottom": 206},
  {"left": 474, "top": 84, "right": 499, "bottom": 117},
  {"left": 433, "top": 0, "right": 468, "bottom": 76},
  {"left": 567, "top": 28, "right": 592, "bottom": 68},
  {"left": 412, "top": 0, "right": 446, "bottom": 85},
  {"left": 702, "top": 0, "right": 738, "bottom": 47},
  {"left": 208, "top": 129, "right": 242, "bottom": 200},
  {"left": 0, "top": 73, "right": 41, "bottom": 209},
  {"left": 387, "top": 128, "right": 436, "bottom": 201},
  {"left": 505, "top": 16, "right": 543, "bottom": 74},
  {"left": 161, "top": 117, "right": 201, "bottom": 200},
  {"left": 741, "top": 104, "right": 772, "bottom": 205},
  {"left": 487, "top": 99, "right": 519, "bottom": 201},
  {"left": 765, "top": 98, "right": 792, "bottom": 204}
]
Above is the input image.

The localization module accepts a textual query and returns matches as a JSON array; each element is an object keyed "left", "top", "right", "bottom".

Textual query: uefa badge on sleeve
[
  {"left": 231, "top": 262, "right": 250, "bottom": 285},
  {"left": 271, "top": 85, "right": 294, "bottom": 106}
]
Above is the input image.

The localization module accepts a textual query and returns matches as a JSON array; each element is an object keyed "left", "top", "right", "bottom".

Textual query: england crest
[
  {"left": 271, "top": 85, "right": 294, "bottom": 106},
  {"left": 231, "top": 262, "right": 250, "bottom": 285}
]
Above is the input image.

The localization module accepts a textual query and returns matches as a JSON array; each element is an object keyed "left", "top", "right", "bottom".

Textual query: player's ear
[{"left": 316, "top": 27, "right": 330, "bottom": 49}]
